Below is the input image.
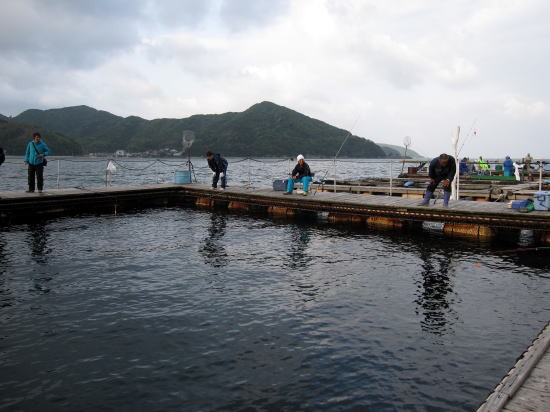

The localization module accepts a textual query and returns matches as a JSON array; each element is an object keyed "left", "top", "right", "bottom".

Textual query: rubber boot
[
  {"left": 443, "top": 191, "right": 451, "bottom": 207},
  {"left": 418, "top": 190, "right": 433, "bottom": 206}
]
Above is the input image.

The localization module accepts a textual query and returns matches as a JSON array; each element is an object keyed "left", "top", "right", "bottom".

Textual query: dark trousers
[
  {"left": 28, "top": 164, "right": 44, "bottom": 191},
  {"left": 212, "top": 172, "right": 227, "bottom": 189},
  {"left": 427, "top": 177, "right": 452, "bottom": 193}
]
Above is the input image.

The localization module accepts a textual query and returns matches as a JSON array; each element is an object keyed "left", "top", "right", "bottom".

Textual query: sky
[{"left": 1, "top": 0, "right": 548, "bottom": 157}]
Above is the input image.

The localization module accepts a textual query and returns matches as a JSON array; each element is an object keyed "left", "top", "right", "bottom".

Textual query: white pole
[
  {"left": 56, "top": 159, "right": 60, "bottom": 189},
  {"left": 539, "top": 161, "right": 543, "bottom": 191},
  {"left": 333, "top": 159, "right": 337, "bottom": 192},
  {"left": 451, "top": 126, "right": 460, "bottom": 200},
  {"left": 389, "top": 160, "right": 393, "bottom": 196},
  {"left": 248, "top": 158, "right": 251, "bottom": 188},
  {"left": 155, "top": 161, "right": 159, "bottom": 184}
]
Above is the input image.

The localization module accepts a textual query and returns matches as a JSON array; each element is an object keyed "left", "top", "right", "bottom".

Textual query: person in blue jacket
[
  {"left": 503, "top": 156, "right": 514, "bottom": 177},
  {"left": 24, "top": 132, "right": 50, "bottom": 193},
  {"left": 206, "top": 151, "right": 228, "bottom": 190},
  {"left": 418, "top": 153, "right": 456, "bottom": 207}
]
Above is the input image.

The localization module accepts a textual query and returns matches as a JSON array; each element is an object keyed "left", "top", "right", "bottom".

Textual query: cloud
[
  {"left": 503, "top": 96, "right": 547, "bottom": 118},
  {"left": 0, "top": 0, "right": 549, "bottom": 157}
]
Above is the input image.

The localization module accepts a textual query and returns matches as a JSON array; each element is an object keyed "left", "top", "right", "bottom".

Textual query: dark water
[{"left": 1, "top": 208, "right": 549, "bottom": 411}]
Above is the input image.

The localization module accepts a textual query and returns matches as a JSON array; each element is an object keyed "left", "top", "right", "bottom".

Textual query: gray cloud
[
  {"left": 0, "top": 0, "right": 143, "bottom": 69},
  {"left": 0, "top": 0, "right": 549, "bottom": 157},
  {"left": 219, "top": 0, "right": 290, "bottom": 31}
]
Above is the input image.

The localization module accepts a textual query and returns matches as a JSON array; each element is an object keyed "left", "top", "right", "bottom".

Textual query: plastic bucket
[{"left": 174, "top": 170, "right": 191, "bottom": 184}]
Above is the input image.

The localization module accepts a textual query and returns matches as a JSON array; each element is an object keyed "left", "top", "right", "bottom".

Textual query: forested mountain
[
  {"left": 8, "top": 101, "right": 390, "bottom": 157},
  {"left": 377, "top": 143, "right": 425, "bottom": 159},
  {"left": 0, "top": 120, "right": 83, "bottom": 155}
]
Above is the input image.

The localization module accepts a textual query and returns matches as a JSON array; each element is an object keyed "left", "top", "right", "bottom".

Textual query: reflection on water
[
  {"left": 414, "top": 246, "right": 456, "bottom": 335},
  {"left": 200, "top": 213, "right": 228, "bottom": 268},
  {"left": 285, "top": 225, "right": 312, "bottom": 270},
  {"left": 0, "top": 235, "right": 12, "bottom": 308},
  {"left": 26, "top": 222, "right": 50, "bottom": 264}
]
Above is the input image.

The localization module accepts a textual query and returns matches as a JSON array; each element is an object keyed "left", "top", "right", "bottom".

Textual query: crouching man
[
  {"left": 419, "top": 153, "right": 456, "bottom": 207},
  {"left": 206, "top": 151, "right": 228, "bottom": 190},
  {"left": 284, "top": 154, "right": 312, "bottom": 196}
]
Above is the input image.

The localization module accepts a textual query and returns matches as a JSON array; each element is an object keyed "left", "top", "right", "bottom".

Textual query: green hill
[
  {"left": 0, "top": 121, "right": 83, "bottom": 156},
  {"left": 377, "top": 143, "right": 425, "bottom": 159},
  {"left": 12, "top": 101, "right": 387, "bottom": 157}
]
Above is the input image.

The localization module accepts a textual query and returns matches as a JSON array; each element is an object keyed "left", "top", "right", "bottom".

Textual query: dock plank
[{"left": 478, "top": 323, "right": 550, "bottom": 412}]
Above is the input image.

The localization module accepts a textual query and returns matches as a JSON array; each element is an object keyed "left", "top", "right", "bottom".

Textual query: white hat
[{"left": 297, "top": 154, "right": 305, "bottom": 161}]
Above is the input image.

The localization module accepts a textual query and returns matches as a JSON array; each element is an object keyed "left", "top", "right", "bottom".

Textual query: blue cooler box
[
  {"left": 174, "top": 170, "right": 191, "bottom": 184},
  {"left": 533, "top": 191, "right": 550, "bottom": 211},
  {"left": 273, "top": 178, "right": 289, "bottom": 191},
  {"left": 510, "top": 200, "right": 531, "bottom": 209}
]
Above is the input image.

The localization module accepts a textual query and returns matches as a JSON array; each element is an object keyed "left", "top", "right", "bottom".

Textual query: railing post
[
  {"left": 333, "top": 159, "right": 337, "bottom": 193},
  {"left": 389, "top": 160, "right": 393, "bottom": 196},
  {"left": 56, "top": 159, "right": 60, "bottom": 189},
  {"left": 539, "top": 161, "right": 543, "bottom": 191},
  {"left": 248, "top": 158, "right": 251, "bottom": 188},
  {"left": 155, "top": 160, "right": 159, "bottom": 184}
]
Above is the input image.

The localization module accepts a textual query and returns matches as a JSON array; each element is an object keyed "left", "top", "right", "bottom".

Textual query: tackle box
[{"left": 533, "top": 191, "right": 550, "bottom": 211}]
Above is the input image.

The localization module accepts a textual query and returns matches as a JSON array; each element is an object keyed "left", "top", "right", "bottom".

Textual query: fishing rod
[
  {"left": 314, "top": 116, "right": 360, "bottom": 196},
  {"left": 457, "top": 118, "right": 478, "bottom": 156}
]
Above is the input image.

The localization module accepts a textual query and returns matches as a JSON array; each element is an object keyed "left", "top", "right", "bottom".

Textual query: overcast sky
[{"left": 1, "top": 0, "right": 548, "bottom": 157}]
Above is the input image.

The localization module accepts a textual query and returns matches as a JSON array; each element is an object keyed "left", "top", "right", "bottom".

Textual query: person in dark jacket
[
  {"left": 24, "top": 132, "right": 50, "bottom": 193},
  {"left": 206, "top": 151, "right": 228, "bottom": 189},
  {"left": 0, "top": 147, "right": 5, "bottom": 166},
  {"left": 284, "top": 154, "right": 312, "bottom": 196},
  {"left": 459, "top": 157, "right": 470, "bottom": 175},
  {"left": 418, "top": 153, "right": 456, "bottom": 207}
]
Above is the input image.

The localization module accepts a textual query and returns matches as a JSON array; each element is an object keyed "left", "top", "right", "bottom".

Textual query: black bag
[{"left": 32, "top": 142, "right": 47, "bottom": 166}]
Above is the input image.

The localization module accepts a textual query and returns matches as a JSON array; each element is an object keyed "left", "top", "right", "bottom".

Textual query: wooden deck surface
[{"left": 479, "top": 323, "right": 550, "bottom": 412}]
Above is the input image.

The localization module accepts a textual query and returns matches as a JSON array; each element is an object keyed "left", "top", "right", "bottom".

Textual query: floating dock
[
  {"left": 478, "top": 322, "right": 550, "bottom": 411},
  {"left": 1, "top": 184, "right": 550, "bottom": 242}
]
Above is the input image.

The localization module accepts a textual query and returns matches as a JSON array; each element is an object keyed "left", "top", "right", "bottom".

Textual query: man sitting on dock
[
  {"left": 459, "top": 157, "right": 470, "bottom": 175},
  {"left": 418, "top": 153, "right": 456, "bottom": 207},
  {"left": 284, "top": 154, "right": 312, "bottom": 196},
  {"left": 206, "top": 151, "right": 228, "bottom": 190}
]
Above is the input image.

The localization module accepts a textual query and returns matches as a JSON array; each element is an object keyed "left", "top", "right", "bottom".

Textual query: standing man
[
  {"left": 24, "top": 132, "right": 50, "bottom": 193},
  {"left": 284, "top": 154, "right": 312, "bottom": 196},
  {"left": 206, "top": 151, "right": 228, "bottom": 190},
  {"left": 503, "top": 156, "right": 514, "bottom": 177},
  {"left": 523, "top": 153, "right": 533, "bottom": 181},
  {"left": 418, "top": 153, "right": 456, "bottom": 207}
]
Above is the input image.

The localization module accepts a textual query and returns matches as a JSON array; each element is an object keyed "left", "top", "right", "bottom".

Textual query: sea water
[{"left": 1, "top": 207, "right": 549, "bottom": 410}]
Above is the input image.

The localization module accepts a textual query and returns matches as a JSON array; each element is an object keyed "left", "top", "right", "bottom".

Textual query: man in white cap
[{"left": 284, "top": 154, "right": 312, "bottom": 195}]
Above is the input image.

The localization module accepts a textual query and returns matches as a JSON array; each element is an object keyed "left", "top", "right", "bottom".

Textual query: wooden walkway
[
  {"left": 321, "top": 182, "right": 539, "bottom": 201},
  {"left": 1, "top": 184, "right": 550, "bottom": 233},
  {"left": 179, "top": 184, "right": 550, "bottom": 231},
  {"left": 478, "top": 322, "right": 550, "bottom": 411}
]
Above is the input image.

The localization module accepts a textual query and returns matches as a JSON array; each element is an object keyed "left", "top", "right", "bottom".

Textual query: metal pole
[
  {"left": 56, "top": 159, "right": 60, "bottom": 189},
  {"left": 333, "top": 159, "right": 337, "bottom": 193},
  {"left": 155, "top": 161, "right": 159, "bottom": 184},
  {"left": 248, "top": 158, "right": 251, "bottom": 188},
  {"left": 389, "top": 160, "right": 393, "bottom": 196},
  {"left": 539, "top": 161, "right": 543, "bottom": 191}
]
